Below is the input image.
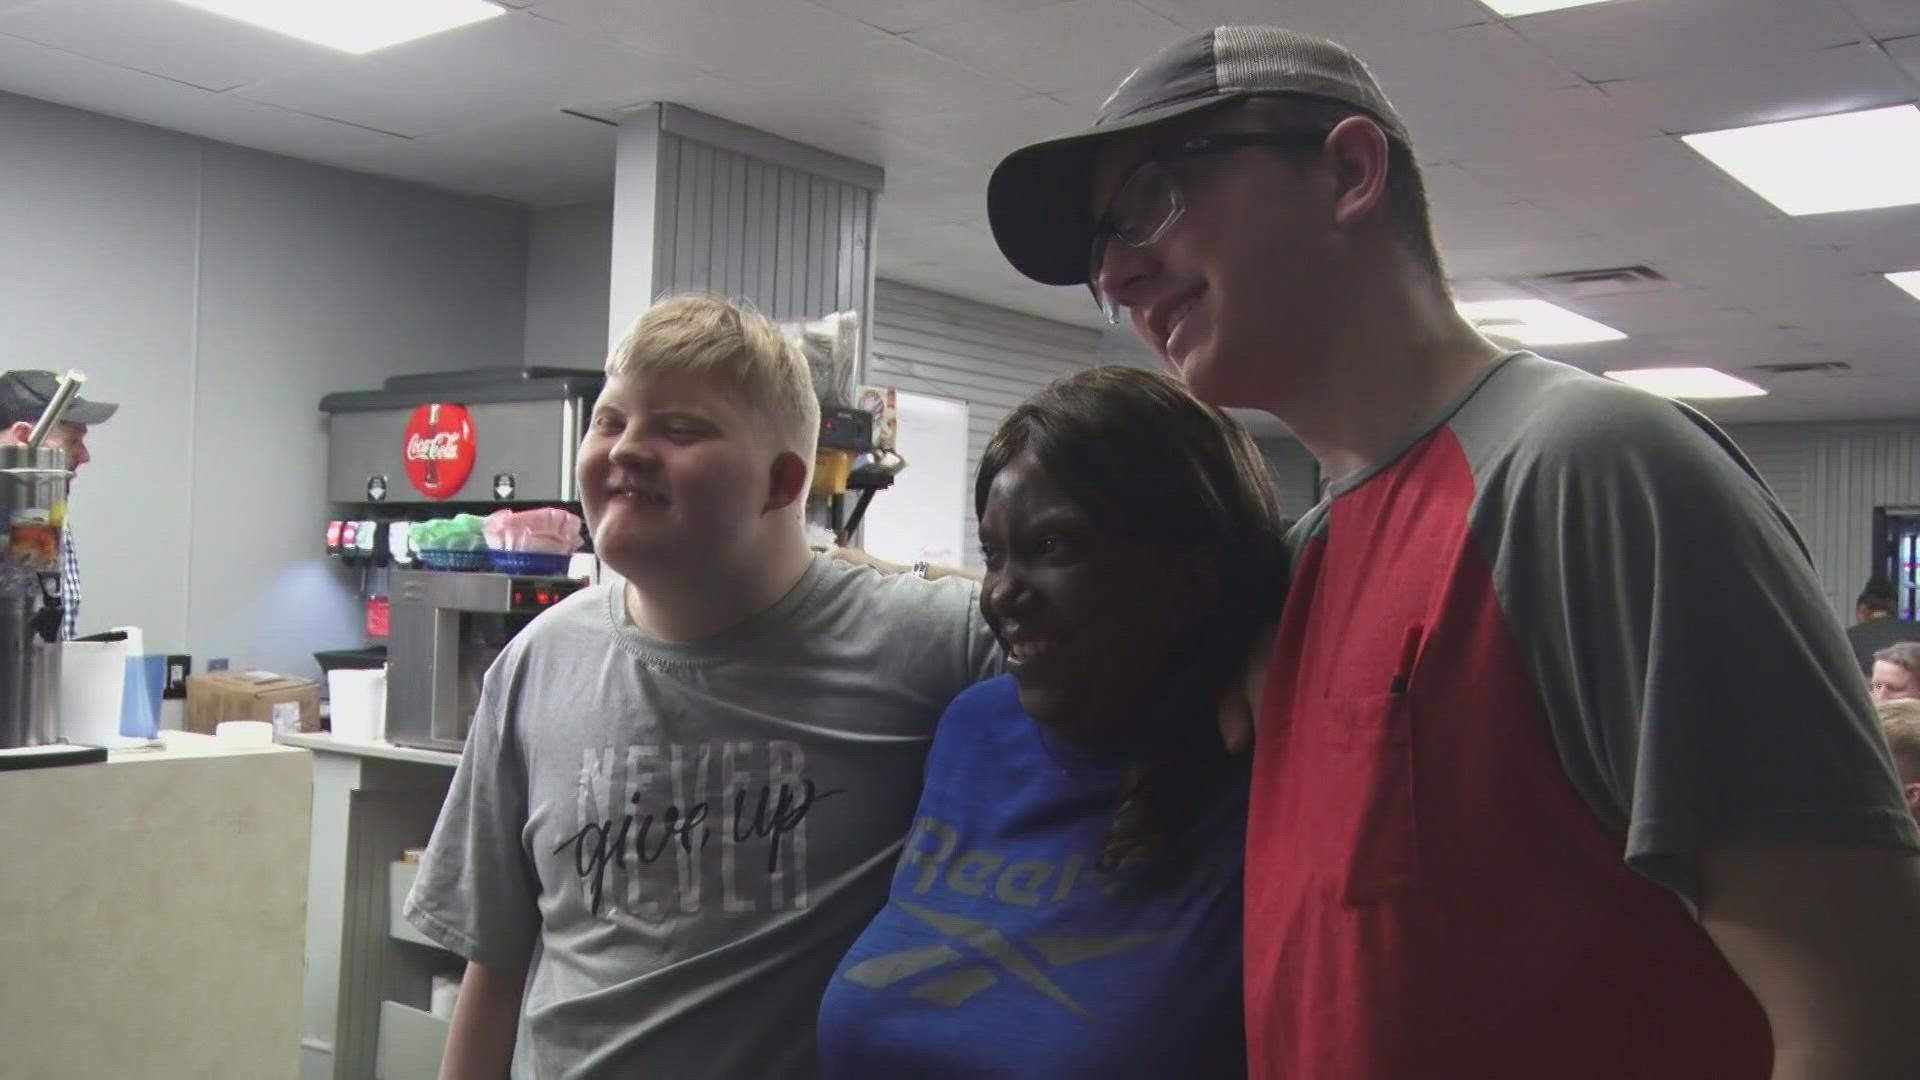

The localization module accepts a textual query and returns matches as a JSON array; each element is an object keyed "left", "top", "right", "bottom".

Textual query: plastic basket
[
  {"left": 488, "top": 549, "right": 573, "bottom": 576},
  {"left": 416, "top": 549, "right": 493, "bottom": 572}
]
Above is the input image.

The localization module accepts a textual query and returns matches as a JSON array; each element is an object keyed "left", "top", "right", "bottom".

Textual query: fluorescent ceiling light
[
  {"left": 1482, "top": 0, "right": 1620, "bottom": 15},
  {"left": 1604, "top": 367, "right": 1766, "bottom": 400},
  {"left": 1682, "top": 105, "right": 1920, "bottom": 216},
  {"left": 1887, "top": 271, "right": 1920, "bottom": 303},
  {"left": 176, "top": 0, "right": 503, "bottom": 55},
  {"left": 1457, "top": 298, "right": 1626, "bottom": 346}
]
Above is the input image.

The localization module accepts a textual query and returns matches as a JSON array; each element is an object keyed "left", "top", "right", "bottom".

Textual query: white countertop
[
  {"left": 3, "top": 729, "right": 302, "bottom": 768},
  {"left": 279, "top": 731, "right": 461, "bottom": 768}
]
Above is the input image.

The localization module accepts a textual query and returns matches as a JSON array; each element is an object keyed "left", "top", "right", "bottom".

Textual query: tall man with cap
[
  {"left": 0, "top": 370, "right": 117, "bottom": 640},
  {"left": 988, "top": 25, "right": 1920, "bottom": 1079}
]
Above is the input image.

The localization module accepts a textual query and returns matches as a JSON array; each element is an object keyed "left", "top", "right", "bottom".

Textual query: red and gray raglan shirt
[{"left": 1246, "top": 350, "right": 1920, "bottom": 1079}]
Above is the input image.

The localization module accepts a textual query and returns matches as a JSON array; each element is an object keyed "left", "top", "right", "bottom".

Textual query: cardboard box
[{"left": 184, "top": 671, "right": 320, "bottom": 736}]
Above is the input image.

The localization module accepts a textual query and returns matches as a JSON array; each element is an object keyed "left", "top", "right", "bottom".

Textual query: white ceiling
[{"left": 1, "top": 0, "right": 1919, "bottom": 423}]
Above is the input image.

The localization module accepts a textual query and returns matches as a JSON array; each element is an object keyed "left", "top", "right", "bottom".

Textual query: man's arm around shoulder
[
  {"left": 439, "top": 960, "right": 526, "bottom": 1080},
  {"left": 1702, "top": 843, "right": 1920, "bottom": 1079}
]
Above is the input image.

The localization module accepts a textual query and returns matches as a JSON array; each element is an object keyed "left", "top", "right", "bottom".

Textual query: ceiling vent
[
  {"left": 1525, "top": 264, "right": 1671, "bottom": 299},
  {"left": 1748, "top": 360, "right": 1852, "bottom": 375}
]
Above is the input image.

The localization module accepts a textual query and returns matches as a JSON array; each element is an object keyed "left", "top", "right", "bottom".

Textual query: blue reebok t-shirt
[{"left": 816, "top": 675, "right": 1247, "bottom": 1078}]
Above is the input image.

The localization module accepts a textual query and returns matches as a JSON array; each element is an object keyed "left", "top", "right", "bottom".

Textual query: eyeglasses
[{"left": 1087, "top": 130, "right": 1331, "bottom": 323}]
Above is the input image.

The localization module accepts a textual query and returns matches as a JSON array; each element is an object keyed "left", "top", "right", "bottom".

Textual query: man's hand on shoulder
[{"left": 829, "top": 546, "right": 981, "bottom": 583}]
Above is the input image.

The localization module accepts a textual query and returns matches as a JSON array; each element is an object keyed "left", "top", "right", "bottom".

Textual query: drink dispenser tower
[{"left": 0, "top": 372, "right": 81, "bottom": 749}]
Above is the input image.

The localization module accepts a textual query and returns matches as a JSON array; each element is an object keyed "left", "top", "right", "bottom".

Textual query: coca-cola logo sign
[{"left": 402, "top": 403, "right": 476, "bottom": 500}]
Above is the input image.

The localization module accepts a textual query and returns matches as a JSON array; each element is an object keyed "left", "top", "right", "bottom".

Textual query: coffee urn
[{"left": 0, "top": 445, "right": 69, "bottom": 748}]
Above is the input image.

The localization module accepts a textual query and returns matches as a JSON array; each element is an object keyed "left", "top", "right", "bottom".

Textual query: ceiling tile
[
  {"left": 411, "top": 110, "right": 618, "bottom": 184},
  {"left": 872, "top": 93, "right": 1083, "bottom": 162},
  {"left": 0, "top": 0, "right": 338, "bottom": 91},
  {"left": 815, "top": 0, "right": 1075, "bottom": 34},
  {"left": 1888, "top": 34, "right": 1920, "bottom": 83},
  {"left": 1596, "top": 42, "right": 1913, "bottom": 135},
  {"left": 1507, "top": 0, "right": 1865, "bottom": 83},
  {"left": 530, "top": 0, "right": 895, "bottom": 74},
  {"left": 1839, "top": 0, "right": 1920, "bottom": 40},
  {"left": 906, "top": 0, "right": 1185, "bottom": 96},
  {"left": 1794, "top": 208, "right": 1920, "bottom": 274},
  {"left": 1356, "top": 21, "right": 1586, "bottom": 113},
  {"left": 234, "top": 12, "right": 708, "bottom": 138},
  {"left": 1399, "top": 81, "right": 1658, "bottom": 164},
  {"left": 705, "top": 35, "right": 1034, "bottom": 132},
  {"left": 0, "top": 31, "right": 399, "bottom": 159},
  {"left": 1133, "top": 0, "right": 1491, "bottom": 43}
]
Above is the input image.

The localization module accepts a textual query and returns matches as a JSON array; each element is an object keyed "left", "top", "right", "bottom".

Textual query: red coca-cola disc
[{"left": 402, "top": 403, "right": 477, "bottom": 500}]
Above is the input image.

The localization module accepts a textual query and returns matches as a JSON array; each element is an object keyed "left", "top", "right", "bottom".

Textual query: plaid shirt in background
[{"left": 61, "top": 526, "right": 80, "bottom": 641}]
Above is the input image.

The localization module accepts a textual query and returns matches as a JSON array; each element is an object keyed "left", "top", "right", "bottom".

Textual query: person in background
[
  {"left": 986, "top": 23, "right": 1920, "bottom": 1079},
  {"left": 0, "top": 370, "right": 117, "bottom": 640},
  {"left": 405, "top": 295, "right": 999, "bottom": 1079},
  {"left": 1876, "top": 698, "right": 1920, "bottom": 821},
  {"left": 817, "top": 367, "right": 1286, "bottom": 1077},
  {"left": 1849, "top": 575, "right": 1920, "bottom": 675},
  {"left": 1871, "top": 643, "right": 1920, "bottom": 705}
]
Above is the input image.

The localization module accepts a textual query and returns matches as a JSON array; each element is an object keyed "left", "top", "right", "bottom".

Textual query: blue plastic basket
[
  {"left": 488, "top": 549, "right": 573, "bottom": 576},
  {"left": 416, "top": 548, "right": 493, "bottom": 572}
]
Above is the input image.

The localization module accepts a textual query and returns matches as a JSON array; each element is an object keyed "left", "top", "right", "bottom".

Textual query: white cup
[{"left": 326, "top": 667, "right": 387, "bottom": 744}]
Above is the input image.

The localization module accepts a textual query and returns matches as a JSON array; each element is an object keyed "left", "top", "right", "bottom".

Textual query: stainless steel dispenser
[
  {"left": 0, "top": 445, "right": 69, "bottom": 748},
  {"left": 384, "top": 569, "right": 584, "bottom": 752}
]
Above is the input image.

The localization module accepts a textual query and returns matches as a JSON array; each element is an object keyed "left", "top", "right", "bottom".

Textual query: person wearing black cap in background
[
  {"left": 0, "top": 370, "right": 118, "bottom": 640},
  {"left": 1849, "top": 575, "right": 1920, "bottom": 676},
  {"left": 986, "top": 23, "right": 1920, "bottom": 1080}
]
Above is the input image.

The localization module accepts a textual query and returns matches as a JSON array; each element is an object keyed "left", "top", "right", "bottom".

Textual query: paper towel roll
[{"left": 60, "top": 638, "right": 130, "bottom": 746}]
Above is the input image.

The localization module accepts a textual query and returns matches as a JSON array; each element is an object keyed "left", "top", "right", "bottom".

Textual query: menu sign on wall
[{"left": 403, "top": 403, "right": 476, "bottom": 500}]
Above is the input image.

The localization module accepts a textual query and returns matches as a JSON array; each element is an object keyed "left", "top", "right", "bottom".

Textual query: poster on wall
[{"left": 861, "top": 391, "right": 968, "bottom": 570}]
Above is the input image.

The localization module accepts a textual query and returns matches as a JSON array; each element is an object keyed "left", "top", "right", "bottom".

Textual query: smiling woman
[{"left": 817, "top": 366, "right": 1290, "bottom": 1079}]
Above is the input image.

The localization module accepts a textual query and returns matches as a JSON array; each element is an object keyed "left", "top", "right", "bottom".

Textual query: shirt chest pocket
[{"left": 1299, "top": 692, "right": 1419, "bottom": 905}]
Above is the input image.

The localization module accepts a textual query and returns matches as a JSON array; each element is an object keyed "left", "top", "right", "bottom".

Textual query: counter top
[
  {"left": 3, "top": 730, "right": 303, "bottom": 771},
  {"left": 280, "top": 731, "right": 461, "bottom": 768},
  {"left": 112, "top": 729, "right": 307, "bottom": 763}
]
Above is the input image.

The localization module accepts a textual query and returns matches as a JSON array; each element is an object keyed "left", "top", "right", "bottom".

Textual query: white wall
[
  {"left": 0, "top": 90, "right": 528, "bottom": 676},
  {"left": 868, "top": 281, "right": 1102, "bottom": 568},
  {"left": 524, "top": 201, "right": 612, "bottom": 366}
]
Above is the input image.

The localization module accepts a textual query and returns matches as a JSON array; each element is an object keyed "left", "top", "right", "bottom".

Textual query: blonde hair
[
  {"left": 605, "top": 294, "right": 821, "bottom": 470},
  {"left": 1878, "top": 698, "right": 1920, "bottom": 780}
]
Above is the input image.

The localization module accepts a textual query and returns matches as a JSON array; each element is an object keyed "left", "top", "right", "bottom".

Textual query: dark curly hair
[{"left": 975, "top": 366, "right": 1290, "bottom": 882}]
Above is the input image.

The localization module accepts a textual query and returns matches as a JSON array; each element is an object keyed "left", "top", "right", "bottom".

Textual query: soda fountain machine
[{"left": 318, "top": 368, "right": 600, "bottom": 751}]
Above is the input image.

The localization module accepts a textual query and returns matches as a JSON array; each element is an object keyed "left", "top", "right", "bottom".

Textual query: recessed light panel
[
  {"left": 176, "top": 0, "right": 504, "bottom": 55},
  {"left": 1886, "top": 271, "right": 1920, "bottom": 304},
  {"left": 1482, "top": 0, "right": 1621, "bottom": 15},
  {"left": 1682, "top": 106, "right": 1920, "bottom": 216},
  {"left": 1604, "top": 367, "right": 1767, "bottom": 400},
  {"left": 1458, "top": 299, "right": 1627, "bottom": 346}
]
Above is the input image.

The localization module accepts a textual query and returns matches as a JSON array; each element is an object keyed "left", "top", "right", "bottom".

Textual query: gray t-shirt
[{"left": 405, "top": 554, "right": 999, "bottom": 1078}]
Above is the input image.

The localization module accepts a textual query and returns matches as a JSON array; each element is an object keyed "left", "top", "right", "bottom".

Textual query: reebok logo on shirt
[{"left": 843, "top": 900, "right": 1165, "bottom": 1016}]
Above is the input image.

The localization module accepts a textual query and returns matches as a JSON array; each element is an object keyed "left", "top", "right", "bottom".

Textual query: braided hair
[{"left": 975, "top": 367, "right": 1290, "bottom": 883}]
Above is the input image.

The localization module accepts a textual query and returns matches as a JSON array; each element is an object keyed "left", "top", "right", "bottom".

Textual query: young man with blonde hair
[{"left": 406, "top": 294, "right": 998, "bottom": 1078}]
